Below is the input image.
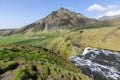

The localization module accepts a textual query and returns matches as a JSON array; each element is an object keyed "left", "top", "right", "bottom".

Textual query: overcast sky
[{"left": 0, "top": 0, "right": 120, "bottom": 29}]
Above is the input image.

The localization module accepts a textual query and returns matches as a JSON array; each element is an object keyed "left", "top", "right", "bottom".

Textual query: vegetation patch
[{"left": 0, "top": 45, "right": 91, "bottom": 80}]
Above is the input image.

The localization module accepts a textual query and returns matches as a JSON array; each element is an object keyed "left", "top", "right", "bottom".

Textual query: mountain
[
  {"left": 0, "top": 8, "right": 96, "bottom": 36},
  {"left": 98, "top": 14, "right": 120, "bottom": 20},
  {"left": 0, "top": 29, "right": 16, "bottom": 36}
]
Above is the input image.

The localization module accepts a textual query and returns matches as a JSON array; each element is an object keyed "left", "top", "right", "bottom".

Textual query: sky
[{"left": 0, "top": 0, "right": 120, "bottom": 29}]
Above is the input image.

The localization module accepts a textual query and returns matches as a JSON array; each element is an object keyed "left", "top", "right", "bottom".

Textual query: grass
[
  {"left": 0, "top": 33, "right": 62, "bottom": 46},
  {"left": 0, "top": 34, "right": 28, "bottom": 45},
  {"left": 14, "top": 65, "right": 37, "bottom": 80},
  {"left": 0, "top": 60, "right": 18, "bottom": 74},
  {"left": 65, "top": 26, "right": 120, "bottom": 51},
  {"left": 0, "top": 45, "right": 91, "bottom": 80},
  {"left": 0, "top": 32, "right": 73, "bottom": 58},
  {"left": 1, "top": 23, "right": 120, "bottom": 55}
]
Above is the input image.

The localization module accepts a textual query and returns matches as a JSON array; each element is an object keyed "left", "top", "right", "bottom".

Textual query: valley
[{"left": 0, "top": 7, "right": 120, "bottom": 80}]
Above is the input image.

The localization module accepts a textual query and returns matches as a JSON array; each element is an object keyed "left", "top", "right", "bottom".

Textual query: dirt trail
[{"left": 101, "top": 27, "right": 120, "bottom": 42}]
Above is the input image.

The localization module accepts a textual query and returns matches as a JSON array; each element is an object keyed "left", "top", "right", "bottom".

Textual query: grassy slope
[
  {"left": 0, "top": 32, "right": 72, "bottom": 57},
  {"left": 0, "top": 45, "right": 91, "bottom": 80},
  {"left": 65, "top": 17, "right": 120, "bottom": 51},
  {"left": 0, "top": 18, "right": 120, "bottom": 56},
  {"left": 66, "top": 26, "right": 120, "bottom": 51}
]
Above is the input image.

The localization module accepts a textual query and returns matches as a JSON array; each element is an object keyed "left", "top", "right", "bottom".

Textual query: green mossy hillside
[{"left": 0, "top": 45, "right": 91, "bottom": 80}]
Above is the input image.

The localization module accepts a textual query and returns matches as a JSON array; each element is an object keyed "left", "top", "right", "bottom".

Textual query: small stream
[{"left": 70, "top": 47, "right": 120, "bottom": 80}]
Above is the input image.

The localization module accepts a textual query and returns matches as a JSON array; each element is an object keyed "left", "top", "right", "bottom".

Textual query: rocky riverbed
[{"left": 70, "top": 47, "right": 120, "bottom": 80}]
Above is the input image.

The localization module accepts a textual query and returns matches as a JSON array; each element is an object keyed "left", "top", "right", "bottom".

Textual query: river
[{"left": 70, "top": 47, "right": 120, "bottom": 80}]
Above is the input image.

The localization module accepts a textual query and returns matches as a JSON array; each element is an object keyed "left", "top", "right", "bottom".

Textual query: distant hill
[
  {"left": 98, "top": 14, "right": 120, "bottom": 20},
  {"left": 0, "top": 29, "right": 16, "bottom": 36},
  {"left": 0, "top": 8, "right": 96, "bottom": 36}
]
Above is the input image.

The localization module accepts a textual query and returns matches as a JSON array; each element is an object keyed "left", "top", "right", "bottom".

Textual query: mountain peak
[
  {"left": 57, "top": 7, "right": 71, "bottom": 13},
  {"left": 58, "top": 7, "right": 68, "bottom": 11},
  {"left": 50, "top": 7, "right": 87, "bottom": 19},
  {"left": 53, "top": 7, "right": 72, "bottom": 14}
]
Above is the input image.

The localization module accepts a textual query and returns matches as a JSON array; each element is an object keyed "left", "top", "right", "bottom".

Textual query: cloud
[
  {"left": 87, "top": 4, "right": 116, "bottom": 11},
  {"left": 95, "top": 15, "right": 104, "bottom": 19},
  {"left": 104, "top": 10, "right": 120, "bottom": 16},
  {"left": 95, "top": 10, "right": 120, "bottom": 18}
]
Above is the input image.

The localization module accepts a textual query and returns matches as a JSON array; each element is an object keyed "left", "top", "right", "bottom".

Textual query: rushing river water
[{"left": 70, "top": 47, "right": 120, "bottom": 80}]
